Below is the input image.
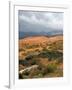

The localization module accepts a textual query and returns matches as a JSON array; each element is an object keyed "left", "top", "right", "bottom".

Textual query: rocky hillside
[{"left": 19, "top": 35, "right": 63, "bottom": 79}]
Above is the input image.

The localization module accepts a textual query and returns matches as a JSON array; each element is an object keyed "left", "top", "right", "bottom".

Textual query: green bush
[
  {"left": 23, "top": 71, "right": 29, "bottom": 75},
  {"left": 31, "top": 60, "right": 37, "bottom": 65},
  {"left": 38, "top": 50, "right": 63, "bottom": 61},
  {"left": 47, "top": 64, "right": 57, "bottom": 73}
]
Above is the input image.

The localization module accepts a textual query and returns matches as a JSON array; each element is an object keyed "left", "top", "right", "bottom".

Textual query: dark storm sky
[{"left": 19, "top": 10, "right": 63, "bottom": 33}]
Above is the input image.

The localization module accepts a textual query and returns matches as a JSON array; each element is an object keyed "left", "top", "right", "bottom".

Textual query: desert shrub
[
  {"left": 38, "top": 65, "right": 48, "bottom": 76},
  {"left": 42, "top": 47, "right": 48, "bottom": 52},
  {"left": 29, "top": 68, "right": 40, "bottom": 78},
  {"left": 38, "top": 65, "right": 42, "bottom": 71},
  {"left": 38, "top": 73, "right": 43, "bottom": 77},
  {"left": 47, "top": 64, "right": 57, "bottom": 73},
  {"left": 19, "top": 60, "right": 28, "bottom": 66},
  {"left": 56, "top": 57, "right": 63, "bottom": 64},
  {"left": 35, "top": 49, "right": 40, "bottom": 52},
  {"left": 19, "top": 64, "right": 24, "bottom": 71},
  {"left": 31, "top": 60, "right": 37, "bottom": 65},
  {"left": 19, "top": 73, "right": 24, "bottom": 79},
  {"left": 40, "top": 67, "right": 48, "bottom": 75},
  {"left": 38, "top": 50, "right": 63, "bottom": 61},
  {"left": 38, "top": 51, "right": 49, "bottom": 58},
  {"left": 34, "top": 73, "right": 43, "bottom": 78},
  {"left": 19, "top": 48, "right": 26, "bottom": 52},
  {"left": 19, "top": 48, "right": 23, "bottom": 52},
  {"left": 25, "top": 55, "right": 33, "bottom": 60},
  {"left": 23, "top": 71, "right": 30, "bottom": 76}
]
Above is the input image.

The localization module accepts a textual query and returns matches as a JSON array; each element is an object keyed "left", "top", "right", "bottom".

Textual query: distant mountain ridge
[{"left": 19, "top": 30, "right": 63, "bottom": 39}]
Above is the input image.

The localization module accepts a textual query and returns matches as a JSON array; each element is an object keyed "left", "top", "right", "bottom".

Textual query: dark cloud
[{"left": 18, "top": 10, "right": 63, "bottom": 33}]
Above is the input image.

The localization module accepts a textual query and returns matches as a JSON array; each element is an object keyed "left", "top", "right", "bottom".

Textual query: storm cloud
[{"left": 19, "top": 10, "right": 63, "bottom": 33}]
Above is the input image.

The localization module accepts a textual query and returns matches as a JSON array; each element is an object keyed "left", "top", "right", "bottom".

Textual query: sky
[{"left": 19, "top": 10, "right": 63, "bottom": 33}]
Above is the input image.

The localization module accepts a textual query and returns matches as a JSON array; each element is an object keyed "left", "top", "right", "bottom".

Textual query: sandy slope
[{"left": 19, "top": 36, "right": 63, "bottom": 48}]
